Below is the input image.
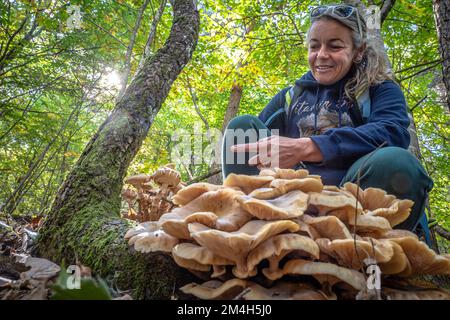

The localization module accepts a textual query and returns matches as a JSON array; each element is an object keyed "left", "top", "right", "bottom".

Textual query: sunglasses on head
[{"left": 310, "top": 5, "right": 363, "bottom": 38}]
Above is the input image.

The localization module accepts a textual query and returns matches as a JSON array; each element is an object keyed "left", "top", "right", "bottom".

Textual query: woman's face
[{"left": 308, "top": 19, "right": 357, "bottom": 85}]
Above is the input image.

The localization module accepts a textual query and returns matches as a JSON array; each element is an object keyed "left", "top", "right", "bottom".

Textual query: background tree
[
  {"left": 433, "top": 0, "right": 450, "bottom": 112},
  {"left": 35, "top": 0, "right": 200, "bottom": 298}
]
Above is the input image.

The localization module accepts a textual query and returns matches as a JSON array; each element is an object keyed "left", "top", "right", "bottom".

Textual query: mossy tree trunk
[{"left": 37, "top": 0, "right": 199, "bottom": 299}]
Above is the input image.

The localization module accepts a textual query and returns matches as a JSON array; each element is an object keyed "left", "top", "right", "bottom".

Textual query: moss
[{"left": 38, "top": 195, "right": 195, "bottom": 299}]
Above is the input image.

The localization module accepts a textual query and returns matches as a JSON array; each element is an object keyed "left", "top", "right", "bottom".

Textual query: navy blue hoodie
[{"left": 258, "top": 71, "right": 411, "bottom": 185}]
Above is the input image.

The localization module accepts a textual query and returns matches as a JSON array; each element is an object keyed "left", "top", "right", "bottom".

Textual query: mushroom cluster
[
  {"left": 125, "top": 167, "right": 450, "bottom": 300},
  {"left": 121, "top": 164, "right": 183, "bottom": 222}
]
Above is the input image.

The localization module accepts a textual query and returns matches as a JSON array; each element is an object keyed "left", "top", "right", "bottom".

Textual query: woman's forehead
[{"left": 309, "top": 19, "right": 353, "bottom": 42}]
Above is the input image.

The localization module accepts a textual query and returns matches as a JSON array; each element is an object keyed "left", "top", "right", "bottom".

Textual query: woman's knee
[
  {"left": 225, "top": 115, "right": 261, "bottom": 130},
  {"left": 361, "top": 147, "right": 432, "bottom": 194}
]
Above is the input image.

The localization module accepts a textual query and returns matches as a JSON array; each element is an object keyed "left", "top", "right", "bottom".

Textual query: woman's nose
[{"left": 317, "top": 46, "right": 329, "bottom": 59}]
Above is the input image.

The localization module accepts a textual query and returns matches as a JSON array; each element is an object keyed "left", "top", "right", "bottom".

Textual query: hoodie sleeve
[{"left": 309, "top": 80, "right": 411, "bottom": 169}]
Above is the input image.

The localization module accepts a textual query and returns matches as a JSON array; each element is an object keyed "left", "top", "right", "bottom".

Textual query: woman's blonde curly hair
[{"left": 307, "top": 5, "right": 394, "bottom": 101}]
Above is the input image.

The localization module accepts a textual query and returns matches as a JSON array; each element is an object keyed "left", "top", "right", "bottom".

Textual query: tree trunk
[
  {"left": 433, "top": 0, "right": 450, "bottom": 111},
  {"left": 207, "top": 84, "right": 243, "bottom": 185},
  {"left": 220, "top": 84, "right": 243, "bottom": 133},
  {"left": 37, "top": 0, "right": 199, "bottom": 299},
  {"left": 207, "top": 22, "right": 255, "bottom": 185}
]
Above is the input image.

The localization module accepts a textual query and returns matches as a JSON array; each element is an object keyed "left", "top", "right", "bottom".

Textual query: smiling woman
[
  {"left": 308, "top": 19, "right": 360, "bottom": 86},
  {"left": 221, "top": 4, "right": 433, "bottom": 235}
]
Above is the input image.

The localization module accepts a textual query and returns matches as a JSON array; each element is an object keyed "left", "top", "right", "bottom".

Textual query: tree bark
[
  {"left": 221, "top": 83, "right": 244, "bottom": 133},
  {"left": 37, "top": 0, "right": 199, "bottom": 299},
  {"left": 433, "top": 0, "right": 450, "bottom": 111}
]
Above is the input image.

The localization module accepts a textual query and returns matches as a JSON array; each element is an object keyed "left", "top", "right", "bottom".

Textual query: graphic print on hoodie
[{"left": 286, "top": 71, "right": 354, "bottom": 139}]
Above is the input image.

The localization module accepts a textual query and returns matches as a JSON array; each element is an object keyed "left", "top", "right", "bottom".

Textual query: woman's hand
[{"left": 230, "top": 135, "right": 324, "bottom": 169}]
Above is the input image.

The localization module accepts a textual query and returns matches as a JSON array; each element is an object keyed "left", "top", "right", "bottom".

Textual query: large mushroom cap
[
  {"left": 189, "top": 219, "right": 300, "bottom": 278},
  {"left": 377, "top": 241, "right": 411, "bottom": 275},
  {"left": 150, "top": 166, "right": 181, "bottom": 187},
  {"left": 389, "top": 237, "right": 450, "bottom": 276},
  {"left": 342, "top": 182, "right": 414, "bottom": 227},
  {"left": 124, "top": 174, "right": 152, "bottom": 187},
  {"left": 357, "top": 228, "right": 418, "bottom": 240},
  {"left": 172, "top": 183, "right": 223, "bottom": 205},
  {"left": 247, "top": 233, "right": 320, "bottom": 280},
  {"left": 172, "top": 243, "right": 234, "bottom": 276},
  {"left": 315, "top": 238, "right": 395, "bottom": 270},
  {"left": 238, "top": 190, "right": 309, "bottom": 220},
  {"left": 180, "top": 279, "right": 248, "bottom": 300},
  {"left": 343, "top": 182, "right": 395, "bottom": 209},
  {"left": 223, "top": 173, "right": 274, "bottom": 194},
  {"left": 160, "top": 188, "right": 252, "bottom": 239},
  {"left": 130, "top": 229, "right": 179, "bottom": 253},
  {"left": 282, "top": 259, "right": 366, "bottom": 291},
  {"left": 125, "top": 221, "right": 161, "bottom": 240},
  {"left": 346, "top": 214, "right": 392, "bottom": 233},
  {"left": 367, "top": 199, "right": 414, "bottom": 227},
  {"left": 301, "top": 215, "right": 353, "bottom": 240},
  {"left": 308, "top": 191, "right": 362, "bottom": 216},
  {"left": 249, "top": 178, "right": 323, "bottom": 200},
  {"left": 271, "top": 178, "right": 323, "bottom": 194},
  {"left": 259, "top": 168, "right": 310, "bottom": 180}
]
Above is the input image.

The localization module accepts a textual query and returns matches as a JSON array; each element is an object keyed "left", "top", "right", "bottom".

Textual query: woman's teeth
[{"left": 317, "top": 66, "right": 333, "bottom": 71}]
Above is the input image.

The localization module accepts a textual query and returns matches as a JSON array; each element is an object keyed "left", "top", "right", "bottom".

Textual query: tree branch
[
  {"left": 396, "top": 58, "right": 444, "bottom": 74},
  {"left": 398, "top": 61, "right": 442, "bottom": 82},
  {"left": 380, "top": 0, "right": 397, "bottom": 24},
  {"left": 138, "top": 0, "right": 167, "bottom": 71},
  {"left": 431, "top": 224, "right": 450, "bottom": 241},
  {"left": 118, "top": 0, "right": 151, "bottom": 99},
  {"left": 185, "top": 77, "right": 210, "bottom": 130}
]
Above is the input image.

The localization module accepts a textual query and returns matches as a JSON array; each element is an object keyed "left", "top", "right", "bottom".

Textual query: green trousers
[{"left": 222, "top": 115, "right": 434, "bottom": 231}]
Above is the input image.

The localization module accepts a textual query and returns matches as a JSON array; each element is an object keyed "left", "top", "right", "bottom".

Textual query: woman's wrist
[{"left": 296, "top": 138, "right": 324, "bottom": 162}]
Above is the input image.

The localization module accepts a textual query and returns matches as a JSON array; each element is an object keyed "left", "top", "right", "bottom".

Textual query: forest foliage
[{"left": 0, "top": 0, "right": 448, "bottom": 248}]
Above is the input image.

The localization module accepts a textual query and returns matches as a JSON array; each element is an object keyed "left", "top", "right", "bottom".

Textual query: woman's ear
[{"left": 353, "top": 43, "right": 366, "bottom": 63}]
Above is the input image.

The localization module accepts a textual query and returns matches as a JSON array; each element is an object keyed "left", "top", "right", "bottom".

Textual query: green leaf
[{"left": 50, "top": 268, "right": 112, "bottom": 300}]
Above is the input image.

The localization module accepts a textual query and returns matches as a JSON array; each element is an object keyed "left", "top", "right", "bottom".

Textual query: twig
[
  {"left": 185, "top": 77, "right": 210, "bottom": 130},
  {"left": 233, "top": 287, "right": 251, "bottom": 300},
  {"left": 353, "top": 141, "right": 387, "bottom": 278},
  {"left": 187, "top": 169, "right": 222, "bottom": 185},
  {"left": 431, "top": 224, "right": 450, "bottom": 241},
  {"left": 409, "top": 95, "right": 428, "bottom": 112}
]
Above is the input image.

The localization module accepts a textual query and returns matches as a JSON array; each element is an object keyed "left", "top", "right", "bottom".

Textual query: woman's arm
[{"left": 309, "top": 81, "right": 411, "bottom": 169}]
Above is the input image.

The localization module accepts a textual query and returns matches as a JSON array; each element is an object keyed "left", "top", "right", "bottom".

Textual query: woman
[{"left": 222, "top": 5, "right": 433, "bottom": 233}]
